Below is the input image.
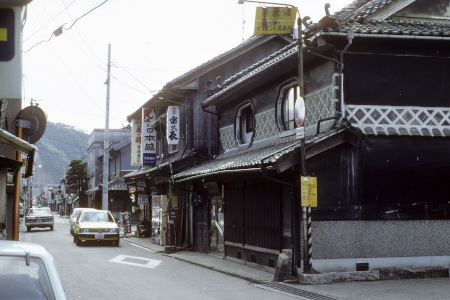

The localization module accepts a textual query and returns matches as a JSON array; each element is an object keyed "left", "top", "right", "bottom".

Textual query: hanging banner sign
[
  {"left": 141, "top": 108, "right": 157, "bottom": 167},
  {"left": 301, "top": 176, "right": 318, "bottom": 207},
  {"left": 254, "top": 6, "right": 297, "bottom": 35},
  {"left": 131, "top": 119, "right": 142, "bottom": 166},
  {"left": 166, "top": 106, "right": 180, "bottom": 145}
]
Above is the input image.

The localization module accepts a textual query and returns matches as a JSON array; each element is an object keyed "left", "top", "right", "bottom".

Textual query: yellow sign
[
  {"left": 0, "top": 28, "right": 7, "bottom": 41},
  {"left": 254, "top": 6, "right": 297, "bottom": 35},
  {"left": 301, "top": 176, "right": 318, "bottom": 207}
]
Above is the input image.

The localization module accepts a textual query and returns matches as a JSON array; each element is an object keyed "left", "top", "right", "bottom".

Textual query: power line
[
  {"left": 24, "top": 0, "right": 109, "bottom": 53},
  {"left": 24, "top": 0, "right": 77, "bottom": 42}
]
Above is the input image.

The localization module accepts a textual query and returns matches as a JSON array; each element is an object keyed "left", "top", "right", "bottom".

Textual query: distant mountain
[{"left": 33, "top": 122, "right": 89, "bottom": 187}]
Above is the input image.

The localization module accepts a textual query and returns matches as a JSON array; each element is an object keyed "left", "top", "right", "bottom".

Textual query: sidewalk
[
  {"left": 121, "top": 237, "right": 450, "bottom": 300},
  {"left": 122, "top": 236, "right": 275, "bottom": 284}
]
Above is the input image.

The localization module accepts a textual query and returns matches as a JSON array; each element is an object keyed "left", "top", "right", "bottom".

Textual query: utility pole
[{"left": 102, "top": 44, "right": 111, "bottom": 210}]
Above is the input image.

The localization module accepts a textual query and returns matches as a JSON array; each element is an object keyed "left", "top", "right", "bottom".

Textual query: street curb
[
  {"left": 122, "top": 239, "right": 270, "bottom": 284},
  {"left": 299, "top": 266, "right": 450, "bottom": 285}
]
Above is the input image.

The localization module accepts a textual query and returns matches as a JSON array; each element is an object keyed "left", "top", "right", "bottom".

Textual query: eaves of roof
[
  {"left": 173, "top": 125, "right": 364, "bottom": 182},
  {"left": 165, "top": 35, "right": 293, "bottom": 90},
  {"left": 202, "top": 42, "right": 298, "bottom": 108},
  {"left": 305, "top": 0, "right": 450, "bottom": 39},
  {"left": 126, "top": 35, "right": 293, "bottom": 122},
  {"left": 123, "top": 149, "right": 202, "bottom": 180},
  {"left": 111, "top": 138, "right": 131, "bottom": 151}
]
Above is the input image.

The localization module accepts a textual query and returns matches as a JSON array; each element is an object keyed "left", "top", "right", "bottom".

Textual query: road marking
[
  {"left": 127, "top": 242, "right": 156, "bottom": 252},
  {"left": 110, "top": 255, "right": 161, "bottom": 269}
]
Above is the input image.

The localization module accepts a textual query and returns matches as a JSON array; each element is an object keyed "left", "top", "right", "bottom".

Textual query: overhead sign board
[{"left": 254, "top": 6, "right": 297, "bottom": 35}]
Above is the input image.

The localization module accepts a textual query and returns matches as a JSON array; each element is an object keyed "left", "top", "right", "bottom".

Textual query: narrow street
[{"left": 19, "top": 215, "right": 297, "bottom": 300}]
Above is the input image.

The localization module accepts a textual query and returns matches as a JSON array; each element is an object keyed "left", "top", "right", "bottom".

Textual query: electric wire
[
  {"left": 24, "top": 0, "right": 77, "bottom": 42},
  {"left": 24, "top": 0, "right": 108, "bottom": 52}
]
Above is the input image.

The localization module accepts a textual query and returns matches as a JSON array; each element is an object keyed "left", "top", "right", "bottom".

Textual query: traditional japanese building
[{"left": 174, "top": 0, "right": 450, "bottom": 273}]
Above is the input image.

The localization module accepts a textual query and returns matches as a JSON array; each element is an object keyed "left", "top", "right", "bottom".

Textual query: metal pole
[
  {"left": 102, "top": 43, "right": 111, "bottom": 210},
  {"left": 12, "top": 126, "right": 23, "bottom": 240},
  {"left": 297, "top": 15, "right": 312, "bottom": 273}
]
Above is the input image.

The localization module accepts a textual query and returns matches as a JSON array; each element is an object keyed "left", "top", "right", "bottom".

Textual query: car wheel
[
  {"left": 73, "top": 234, "right": 77, "bottom": 243},
  {"left": 76, "top": 236, "right": 82, "bottom": 246},
  {"left": 114, "top": 239, "right": 120, "bottom": 247},
  {"left": 50, "top": 226, "right": 54, "bottom": 231},
  {"left": 26, "top": 227, "right": 31, "bottom": 232}
]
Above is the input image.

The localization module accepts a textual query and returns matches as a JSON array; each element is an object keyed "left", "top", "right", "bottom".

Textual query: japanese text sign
[
  {"left": 166, "top": 106, "right": 180, "bottom": 145},
  {"left": 301, "top": 176, "right": 318, "bottom": 207},
  {"left": 131, "top": 119, "right": 142, "bottom": 166},
  {"left": 254, "top": 6, "right": 297, "bottom": 35},
  {"left": 141, "top": 107, "right": 157, "bottom": 167}
]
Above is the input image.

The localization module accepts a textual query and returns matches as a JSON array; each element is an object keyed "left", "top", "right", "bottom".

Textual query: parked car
[
  {"left": 69, "top": 208, "right": 96, "bottom": 235},
  {"left": 25, "top": 207, "right": 54, "bottom": 232},
  {"left": 19, "top": 203, "right": 24, "bottom": 217},
  {"left": 73, "top": 210, "right": 120, "bottom": 246},
  {"left": 0, "top": 240, "right": 67, "bottom": 299}
]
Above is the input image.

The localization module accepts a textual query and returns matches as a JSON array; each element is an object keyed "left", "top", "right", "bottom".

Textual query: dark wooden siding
[
  {"left": 309, "top": 136, "right": 450, "bottom": 220},
  {"left": 225, "top": 178, "right": 282, "bottom": 250},
  {"left": 345, "top": 54, "right": 450, "bottom": 107}
]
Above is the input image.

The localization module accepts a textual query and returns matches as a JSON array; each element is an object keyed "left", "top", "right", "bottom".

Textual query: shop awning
[{"left": 0, "top": 129, "right": 37, "bottom": 177}]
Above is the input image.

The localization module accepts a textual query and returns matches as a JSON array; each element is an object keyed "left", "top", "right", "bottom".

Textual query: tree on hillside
[{"left": 66, "top": 160, "right": 89, "bottom": 207}]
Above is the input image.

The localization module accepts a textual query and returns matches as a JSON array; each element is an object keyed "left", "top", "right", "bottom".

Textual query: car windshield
[
  {"left": 28, "top": 208, "right": 51, "bottom": 216},
  {"left": 71, "top": 210, "right": 82, "bottom": 220},
  {"left": 79, "top": 211, "right": 114, "bottom": 222},
  {"left": 0, "top": 256, "right": 56, "bottom": 300}
]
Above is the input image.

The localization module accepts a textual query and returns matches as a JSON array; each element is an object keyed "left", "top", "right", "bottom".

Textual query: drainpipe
[
  {"left": 338, "top": 31, "right": 354, "bottom": 119},
  {"left": 307, "top": 30, "right": 354, "bottom": 119}
]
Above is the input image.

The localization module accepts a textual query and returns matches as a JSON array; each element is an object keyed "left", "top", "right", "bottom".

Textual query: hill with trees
[{"left": 33, "top": 122, "right": 89, "bottom": 188}]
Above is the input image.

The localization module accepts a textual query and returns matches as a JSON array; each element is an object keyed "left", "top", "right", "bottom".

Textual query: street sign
[{"left": 301, "top": 176, "right": 318, "bottom": 207}]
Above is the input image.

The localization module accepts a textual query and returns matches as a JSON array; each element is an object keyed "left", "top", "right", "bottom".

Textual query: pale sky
[{"left": 22, "top": 0, "right": 351, "bottom": 133}]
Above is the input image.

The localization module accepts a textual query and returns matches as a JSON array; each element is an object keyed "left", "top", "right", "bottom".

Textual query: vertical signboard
[
  {"left": 122, "top": 212, "right": 131, "bottom": 235},
  {"left": 301, "top": 176, "right": 318, "bottom": 207},
  {"left": 166, "top": 106, "right": 180, "bottom": 145},
  {"left": 131, "top": 119, "right": 142, "bottom": 166},
  {"left": 141, "top": 108, "right": 157, "bottom": 167}
]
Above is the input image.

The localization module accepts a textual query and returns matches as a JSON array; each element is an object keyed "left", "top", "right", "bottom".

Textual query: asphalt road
[{"left": 20, "top": 216, "right": 297, "bottom": 300}]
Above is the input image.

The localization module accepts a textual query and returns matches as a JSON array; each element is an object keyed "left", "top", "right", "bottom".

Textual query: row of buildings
[
  {"left": 3, "top": 0, "right": 450, "bottom": 277},
  {"left": 82, "top": 0, "right": 450, "bottom": 275}
]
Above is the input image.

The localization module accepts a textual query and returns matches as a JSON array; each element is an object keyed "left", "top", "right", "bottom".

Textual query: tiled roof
[
  {"left": 305, "top": 0, "right": 450, "bottom": 38},
  {"left": 123, "top": 149, "right": 201, "bottom": 180},
  {"left": 174, "top": 124, "right": 356, "bottom": 181},
  {"left": 165, "top": 35, "right": 292, "bottom": 89},
  {"left": 202, "top": 42, "right": 298, "bottom": 107}
]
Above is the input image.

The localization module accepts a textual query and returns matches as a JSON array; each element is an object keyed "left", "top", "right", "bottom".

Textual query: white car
[
  {"left": 69, "top": 208, "right": 97, "bottom": 235},
  {"left": 0, "top": 240, "right": 67, "bottom": 299},
  {"left": 25, "top": 207, "right": 54, "bottom": 232}
]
